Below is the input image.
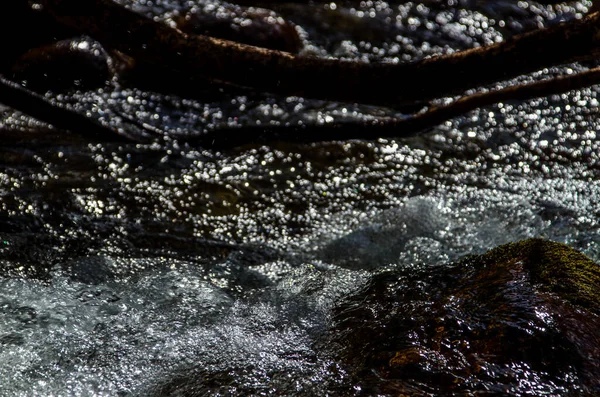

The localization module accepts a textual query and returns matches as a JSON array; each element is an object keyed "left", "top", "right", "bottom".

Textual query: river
[{"left": 1, "top": 0, "right": 599, "bottom": 395}]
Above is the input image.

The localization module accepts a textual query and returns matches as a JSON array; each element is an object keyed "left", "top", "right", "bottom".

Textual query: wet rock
[
  {"left": 326, "top": 238, "right": 600, "bottom": 394},
  {"left": 11, "top": 37, "right": 110, "bottom": 93},
  {"left": 175, "top": 4, "right": 303, "bottom": 53}
]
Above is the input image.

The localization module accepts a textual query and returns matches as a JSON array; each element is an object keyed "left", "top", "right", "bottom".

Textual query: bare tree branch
[
  {"left": 195, "top": 66, "right": 600, "bottom": 147},
  {"left": 6, "top": 0, "right": 598, "bottom": 146},
  {"left": 40, "top": 0, "right": 600, "bottom": 107}
]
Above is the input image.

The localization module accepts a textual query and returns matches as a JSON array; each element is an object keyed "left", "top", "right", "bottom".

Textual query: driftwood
[
  {"left": 40, "top": 0, "right": 600, "bottom": 107},
  {"left": 195, "top": 66, "right": 600, "bottom": 147},
  {"left": 4, "top": 63, "right": 600, "bottom": 147},
  {"left": 2, "top": 0, "right": 600, "bottom": 146}
]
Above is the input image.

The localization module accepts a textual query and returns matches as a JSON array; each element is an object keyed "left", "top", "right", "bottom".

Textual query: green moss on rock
[
  {"left": 328, "top": 238, "right": 600, "bottom": 394},
  {"left": 477, "top": 238, "right": 600, "bottom": 314}
]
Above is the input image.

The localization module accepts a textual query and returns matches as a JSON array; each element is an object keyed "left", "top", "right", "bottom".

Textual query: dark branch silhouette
[
  {"left": 1, "top": 0, "right": 600, "bottom": 146},
  {"left": 40, "top": 0, "right": 600, "bottom": 107},
  {"left": 194, "top": 66, "right": 600, "bottom": 147}
]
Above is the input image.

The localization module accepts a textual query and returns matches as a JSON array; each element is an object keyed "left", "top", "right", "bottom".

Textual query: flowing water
[{"left": 1, "top": 0, "right": 600, "bottom": 395}]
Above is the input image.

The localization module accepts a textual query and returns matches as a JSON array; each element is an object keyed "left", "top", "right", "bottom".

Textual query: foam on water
[
  {"left": 1, "top": 182, "right": 594, "bottom": 395},
  {"left": 0, "top": 255, "right": 373, "bottom": 396},
  {"left": 312, "top": 187, "right": 558, "bottom": 270}
]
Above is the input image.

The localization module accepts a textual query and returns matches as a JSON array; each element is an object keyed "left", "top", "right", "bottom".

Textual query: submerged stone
[
  {"left": 319, "top": 198, "right": 449, "bottom": 270},
  {"left": 327, "top": 238, "right": 600, "bottom": 395},
  {"left": 11, "top": 37, "right": 110, "bottom": 92}
]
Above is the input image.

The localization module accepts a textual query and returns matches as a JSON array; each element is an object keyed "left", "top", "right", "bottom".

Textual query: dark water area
[{"left": 1, "top": 0, "right": 600, "bottom": 395}]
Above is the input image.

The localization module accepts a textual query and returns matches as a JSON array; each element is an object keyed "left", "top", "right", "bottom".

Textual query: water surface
[{"left": 1, "top": 0, "right": 599, "bottom": 395}]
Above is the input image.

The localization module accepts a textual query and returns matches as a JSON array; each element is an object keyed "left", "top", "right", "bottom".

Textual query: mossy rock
[
  {"left": 483, "top": 238, "right": 600, "bottom": 313},
  {"left": 326, "top": 238, "right": 600, "bottom": 395}
]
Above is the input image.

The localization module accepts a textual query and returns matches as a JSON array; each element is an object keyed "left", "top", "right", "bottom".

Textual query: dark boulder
[{"left": 326, "top": 238, "right": 600, "bottom": 395}]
